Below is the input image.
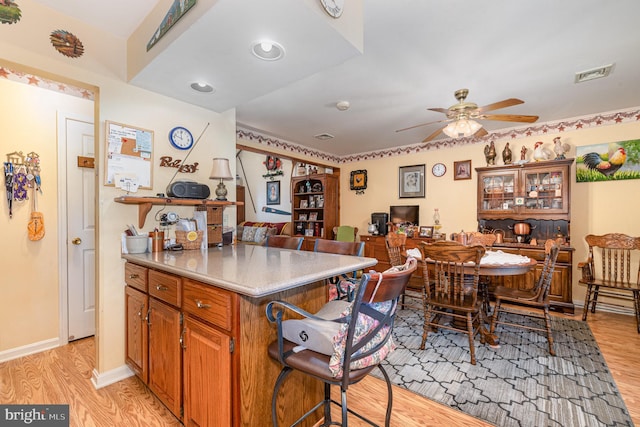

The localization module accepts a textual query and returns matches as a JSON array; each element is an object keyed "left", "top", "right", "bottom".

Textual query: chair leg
[
  {"left": 582, "top": 285, "right": 592, "bottom": 321},
  {"left": 323, "top": 383, "right": 333, "bottom": 426},
  {"left": 466, "top": 312, "right": 476, "bottom": 365},
  {"left": 490, "top": 299, "right": 502, "bottom": 334},
  {"left": 634, "top": 291, "right": 640, "bottom": 334},
  {"left": 377, "top": 365, "right": 394, "bottom": 427},
  {"left": 591, "top": 285, "right": 600, "bottom": 313},
  {"left": 271, "top": 367, "right": 292, "bottom": 427},
  {"left": 543, "top": 307, "right": 555, "bottom": 356},
  {"left": 421, "top": 304, "right": 433, "bottom": 350}
]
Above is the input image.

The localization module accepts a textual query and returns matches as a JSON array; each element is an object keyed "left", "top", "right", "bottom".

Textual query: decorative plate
[
  {"left": 50, "top": 30, "right": 84, "bottom": 58},
  {"left": 0, "top": 1, "right": 21, "bottom": 25}
]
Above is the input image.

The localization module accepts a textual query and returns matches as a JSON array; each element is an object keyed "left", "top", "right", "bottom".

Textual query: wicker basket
[{"left": 175, "top": 230, "right": 204, "bottom": 250}]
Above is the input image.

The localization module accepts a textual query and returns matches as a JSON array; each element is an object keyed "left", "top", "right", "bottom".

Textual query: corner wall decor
[
  {"left": 147, "top": 0, "right": 197, "bottom": 51},
  {"left": 0, "top": 1, "right": 21, "bottom": 25},
  {"left": 454, "top": 160, "right": 472, "bottom": 180},
  {"left": 266, "top": 180, "right": 280, "bottom": 205},
  {"left": 262, "top": 155, "right": 283, "bottom": 180},
  {"left": 50, "top": 30, "right": 84, "bottom": 58},
  {"left": 349, "top": 169, "right": 367, "bottom": 194}
]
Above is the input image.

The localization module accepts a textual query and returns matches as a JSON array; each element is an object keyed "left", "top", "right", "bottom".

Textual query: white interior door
[{"left": 64, "top": 116, "right": 95, "bottom": 341}]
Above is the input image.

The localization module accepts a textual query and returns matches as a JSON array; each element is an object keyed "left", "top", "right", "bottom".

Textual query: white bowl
[{"left": 126, "top": 235, "right": 149, "bottom": 254}]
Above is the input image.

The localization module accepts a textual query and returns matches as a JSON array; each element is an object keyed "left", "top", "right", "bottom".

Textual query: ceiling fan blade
[
  {"left": 474, "top": 128, "right": 489, "bottom": 138},
  {"left": 427, "top": 107, "right": 450, "bottom": 114},
  {"left": 477, "top": 98, "right": 524, "bottom": 113},
  {"left": 396, "top": 118, "right": 447, "bottom": 133},
  {"left": 422, "top": 126, "right": 446, "bottom": 142},
  {"left": 481, "top": 114, "right": 539, "bottom": 123}
]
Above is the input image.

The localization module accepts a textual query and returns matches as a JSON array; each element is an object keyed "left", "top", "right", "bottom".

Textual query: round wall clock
[
  {"left": 169, "top": 126, "right": 194, "bottom": 150},
  {"left": 432, "top": 163, "right": 446, "bottom": 177},
  {"left": 320, "top": 0, "right": 344, "bottom": 18}
]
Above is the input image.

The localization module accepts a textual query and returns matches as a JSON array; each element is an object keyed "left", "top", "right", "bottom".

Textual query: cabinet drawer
[
  {"left": 125, "top": 263, "right": 148, "bottom": 292},
  {"left": 519, "top": 248, "right": 571, "bottom": 264},
  {"left": 182, "top": 279, "right": 235, "bottom": 332},
  {"left": 148, "top": 270, "right": 181, "bottom": 306}
]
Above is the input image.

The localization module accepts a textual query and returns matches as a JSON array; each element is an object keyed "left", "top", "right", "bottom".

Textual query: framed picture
[
  {"left": 298, "top": 213, "right": 307, "bottom": 221},
  {"left": 266, "top": 180, "right": 280, "bottom": 205},
  {"left": 419, "top": 226, "right": 434, "bottom": 238},
  {"left": 454, "top": 160, "right": 472, "bottom": 180},
  {"left": 300, "top": 199, "right": 308, "bottom": 209},
  {"left": 305, "top": 229, "right": 314, "bottom": 236},
  {"left": 309, "top": 212, "right": 318, "bottom": 221},
  {"left": 350, "top": 169, "right": 368, "bottom": 194},
  {"left": 399, "top": 164, "right": 425, "bottom": 198}
]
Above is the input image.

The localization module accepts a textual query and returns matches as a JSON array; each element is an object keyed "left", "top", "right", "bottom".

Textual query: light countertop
[{"left": 122, "top": 245, "right": 378, "bottom": 298}]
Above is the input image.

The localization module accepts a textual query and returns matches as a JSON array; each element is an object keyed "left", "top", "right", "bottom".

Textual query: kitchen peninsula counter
[{"left": 122, "top": 245, "right": 377, "bottom": 426}]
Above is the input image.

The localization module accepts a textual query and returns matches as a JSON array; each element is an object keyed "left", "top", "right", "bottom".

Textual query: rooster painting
[{"left": 583, "top": 147, "right": 627, "bottom": 177}]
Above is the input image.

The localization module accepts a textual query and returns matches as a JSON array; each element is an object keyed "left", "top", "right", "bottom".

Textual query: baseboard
[
  {"left": 573, "top": 300, "right": 635, "bottom": 316},
  {"left": 91, "top": 364, "right": 134, "bottom": 390},
  {"left": 0, "top": 338, "right": 60, "bottom": 363}
]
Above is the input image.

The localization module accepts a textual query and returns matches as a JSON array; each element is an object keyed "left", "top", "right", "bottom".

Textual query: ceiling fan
[{"left": 396, "top": 89, "right": 539, "bottom": 142}]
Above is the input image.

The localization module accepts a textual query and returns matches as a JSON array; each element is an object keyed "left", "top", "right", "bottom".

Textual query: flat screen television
[{"left": 390, "top": 205, "right": 419, "bottom": 226}]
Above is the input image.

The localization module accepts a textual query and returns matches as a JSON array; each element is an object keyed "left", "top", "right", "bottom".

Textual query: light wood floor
[{"left": 1, "top": 311, "right": 638, "bottom": 427}]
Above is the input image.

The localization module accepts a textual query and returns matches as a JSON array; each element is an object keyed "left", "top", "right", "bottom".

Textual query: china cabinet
[{"left": 291, "top": 174, "right": 339, "bottom": 241}]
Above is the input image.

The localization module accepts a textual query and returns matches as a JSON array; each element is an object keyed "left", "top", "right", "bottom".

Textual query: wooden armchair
[
  {"left": 467, "top": 231, "right": 497, "bottom": 247},
  {"left": 578, "top": 233, "right": 640, "bottom": 333},
  {"left": 333, "top": 226, "right": 358, "bottom": 242}
]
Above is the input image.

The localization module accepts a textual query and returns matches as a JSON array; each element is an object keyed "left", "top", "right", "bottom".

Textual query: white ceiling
[{"left": 33, "top": 0, "right": 640, "bottom": 156}]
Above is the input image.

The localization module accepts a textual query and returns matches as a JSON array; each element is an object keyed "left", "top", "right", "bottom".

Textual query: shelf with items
[
  {"left": 476, "top": 158, "right": 573, "bottom": 221},
  {"left": 114, "top": 196, "right": 242, "bottom": 228},
  {"left": 291, "top": 174, "right": 338, "bottom": 240}
]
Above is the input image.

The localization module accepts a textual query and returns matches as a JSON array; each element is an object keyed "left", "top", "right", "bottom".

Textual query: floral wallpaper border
[{"left": 238, "top": 107, "right": 640, "bottom": 164}]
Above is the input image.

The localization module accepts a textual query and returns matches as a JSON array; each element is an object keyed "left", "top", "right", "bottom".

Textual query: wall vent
[
  {"left": 575, "top": 64, "right": 614, "bottom": 83},
  {"left": 314, "top": 133, "right": 335, "bottom": 140}
]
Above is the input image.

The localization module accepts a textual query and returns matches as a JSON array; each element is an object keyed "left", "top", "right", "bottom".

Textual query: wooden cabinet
[
  {"left": 291, "top": 174, "right": 339, "bottom": 239},
  {"left": 475, "top": 159, "right": 575, "bottom": 314},
  {"left": 476, "top": 158, "right": 573, "bottom": 221},
  {"left": 125, "top": 286, "right": 148, "bottom": 382}
]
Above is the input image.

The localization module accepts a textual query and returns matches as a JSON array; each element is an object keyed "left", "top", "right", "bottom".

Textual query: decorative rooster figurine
[
  {"left": 553, "top": 137, "right": 570, "bottom": 160},
  {"left": 533, "top": 141, "right": 553, "bottom": 162},
  {"left": 484, "top": 141, "right": 497, "bottom": 166},
  {"left": 502, "top": 142, "right": 513, "bottom": 165}
]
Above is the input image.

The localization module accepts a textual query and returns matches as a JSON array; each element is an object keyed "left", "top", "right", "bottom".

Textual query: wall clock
[
  {"left": 320, "top": 0, "right": 344, "bottom": 18},
  {"left": 432, "top": 163, "right": 446, "bottom": 177},
  {"left": 169, "top": 126, "right": 194, "bottom": 150}
]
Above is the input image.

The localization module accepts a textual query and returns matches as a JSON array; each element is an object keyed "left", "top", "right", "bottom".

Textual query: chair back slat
[
  {"left": 533, "top": 239, "right": 560, "bottom": 302},
  {"left": 314, "top": 239, "right": 364, "bottom": 256},
  {"left": 385, "top": 233, "right": 407, "bottom": 267},
  {"left": 265, "top": 235, "right": 304, "bottom": 250}
]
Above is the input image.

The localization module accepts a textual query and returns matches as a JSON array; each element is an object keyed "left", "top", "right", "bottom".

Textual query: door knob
[{"left": 72, "top": 237, "right": 82, "bottom": 245}]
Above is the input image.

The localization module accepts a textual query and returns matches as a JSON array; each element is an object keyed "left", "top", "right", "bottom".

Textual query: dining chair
[
  {"left": 333, "top": 225, "right": 358, "bottom": 242},
  {"left": 418, "top": 241, "right": 486, "bottom": 365},
  {"left": 314, "top": 239, "right": 365, "bottom": 301},
  {"left": 578, "top": 233, "right": 640, "bottom": 333},
  {"left": 265, "top": 235, "right": 304, "bottom": 250},
  {"left": 266, "top": 258, "right": 417, "bottom": 427},
  {"left": 467, "top": 231, "right": 497, "bottom": 247},
  {"left": 489, "top": 239, "right": 560, "bottom": 355}
]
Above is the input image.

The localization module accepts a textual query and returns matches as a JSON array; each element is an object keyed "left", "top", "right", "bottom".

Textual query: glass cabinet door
[
  {"left": 522, "top": 169, "right": 566, "bottom": 213},
  {"left": 479, "top": 171, "right": 516, "bottom": 213}
]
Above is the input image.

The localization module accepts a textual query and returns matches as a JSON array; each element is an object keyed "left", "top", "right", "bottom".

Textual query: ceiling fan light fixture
[
  {"left": 251, "top": 40, "right": 285, "bottom": 61},
  {"left": 443, "top": 119, "right": 482, "bottom": 138}
]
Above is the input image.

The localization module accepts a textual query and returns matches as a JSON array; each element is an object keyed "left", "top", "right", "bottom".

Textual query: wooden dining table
[{"left": 406, "top": 250, "right": 539, "bottom": 346}]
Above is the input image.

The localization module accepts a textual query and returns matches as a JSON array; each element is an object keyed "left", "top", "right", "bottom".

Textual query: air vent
[
  {"left": 575, "top": 64, "right": 614, "bottom": 83},
  {"left": 314, "top": 133, "right": 335, "bottom": 140}
]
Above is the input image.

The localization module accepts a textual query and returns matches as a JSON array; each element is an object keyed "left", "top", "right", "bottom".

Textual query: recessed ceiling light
[
  {"left": 314, "top": 133, "right": 335, "bottom": 140},
  {"left": 336, "top": 101, "right": 350, "bottom": 111},
  {"left": 251, "top": 40, "right": 285, "bottom": 61},
  {"left": 575, "top": 64, "right": 614, "bottom": 83},
  {"left": 190, "top": 82, "right": 215, "bottom": 93}
]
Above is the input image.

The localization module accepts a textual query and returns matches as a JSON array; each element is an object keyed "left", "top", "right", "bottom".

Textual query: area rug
[{"left": 376, "top": 307, "right": 634, "bottom": 427}]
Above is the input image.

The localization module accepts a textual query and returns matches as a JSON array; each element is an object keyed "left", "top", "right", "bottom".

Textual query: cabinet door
[
  {"left": 477, "top": 170, "right": 517, "bottom": 215},
  {"left": 521, "top": 167, "right": 569, "bottom": 214},
  {"left": 148, "top": 298, "right": 182, "bottom": 418},
  {"left": 183, "top": 316, "right": 232, "bottom": 427},
  {"left": 125, "top": 286, "right": 148, "bottom": 383}
]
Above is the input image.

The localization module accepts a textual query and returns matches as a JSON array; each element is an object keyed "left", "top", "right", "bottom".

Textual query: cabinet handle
[
  {"left": 137, "top": 304, "right": 145, "bottom": 318},
  {"left": 128, "top": 273, "right": 139, "bottom": 279},
  {"left": 146, "top": 308, "right": 151, "bottom": 325},
  {"left": 156, "top": 284, "right": 168, "bottom": 291},
  {"left": 180, "top": 328, "right": 186, "bottom": 350},
  {"left": 195, "top": 300, "right": 211, "bottom": 309}
]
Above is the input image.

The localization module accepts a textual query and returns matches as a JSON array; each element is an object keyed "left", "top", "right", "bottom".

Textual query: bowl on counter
[{"left": 126, "top": 235, "right": 149, "bottom": 253}]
